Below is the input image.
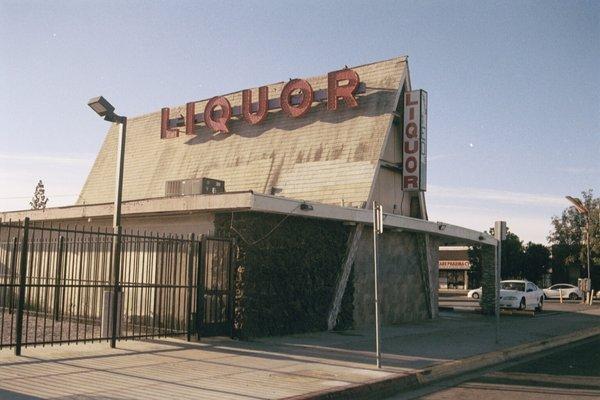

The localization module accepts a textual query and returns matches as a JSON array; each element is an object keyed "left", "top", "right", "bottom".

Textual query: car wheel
[
  {"left": 472, "top": 293, "right": 479, "bottom": 299},
  {"left": 536, "top": 297, "right": 543, "bottom": 312},
  {"left": 519, "top": 297, "right": 526, "bottom": 310},
  {"left": 569, "top": 293, "right": 578, "bottom": 300}
]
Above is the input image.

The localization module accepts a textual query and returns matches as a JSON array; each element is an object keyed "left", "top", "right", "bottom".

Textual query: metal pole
[
  {"left": 186, "top": 234, "right": 196, "bottom": 341},
  {"left": 15, "top": 218, "right": 30, "bottom": 356},
  {"left": 110, "top": 226, "right": 122, "bottom": 348},
  {"left": 494, "top": 221, "right": 505, "bottom": 345},
  {"left": 196, "top": 236, "right": 207, "bottom": 340},
  {"left": 495, "top": 240, "right": 501, "bottom": 344},
  {"left": 113, "top": 118, "right": 127, "bottom": 228},
  {"left": 53, "top": 236, "right": 64, "bottom": 321},
  {"left": 586, "top": 216, "right": 592, "bottom": 304},
  {"left": 109, "top": 117, "right": 126, "bottom": 348},
  {"left": 372, "top": 201, "right": 381, "bottom": 368}
]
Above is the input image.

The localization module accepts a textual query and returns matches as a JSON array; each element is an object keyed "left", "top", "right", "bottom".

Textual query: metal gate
[
  {"left": 197, "top": 237, "right": 235, "bottom": 337},
  {"left": 0, "top": 218, "right": 234, "bottom": 355}
]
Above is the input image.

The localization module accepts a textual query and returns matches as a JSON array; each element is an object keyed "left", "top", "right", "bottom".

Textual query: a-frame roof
[{"left": 77, "top": 57, "right": 408, "bottom": 207}]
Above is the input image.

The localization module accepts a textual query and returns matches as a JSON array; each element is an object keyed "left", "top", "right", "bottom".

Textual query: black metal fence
[{"left": 0, "top": 218, "right": 234, "bottom": 355}]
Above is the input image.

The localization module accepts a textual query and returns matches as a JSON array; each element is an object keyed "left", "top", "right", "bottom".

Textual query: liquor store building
[{"left": 1, "top": 57, "right": 495, "bottom": 337}]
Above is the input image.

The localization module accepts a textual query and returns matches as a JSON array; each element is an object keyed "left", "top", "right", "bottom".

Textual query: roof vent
[{"left": 165, "top": 178, "right": 225, "bottom": 197}]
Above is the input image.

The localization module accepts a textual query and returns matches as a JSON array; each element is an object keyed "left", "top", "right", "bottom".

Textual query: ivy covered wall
[{"left": 214, "top": 212, "right": 352, "bottom": 338}]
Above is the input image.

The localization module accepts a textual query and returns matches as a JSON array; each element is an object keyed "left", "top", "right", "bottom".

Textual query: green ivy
[{"left": 214, "top": 212, "right": 352, "bottom": 338}]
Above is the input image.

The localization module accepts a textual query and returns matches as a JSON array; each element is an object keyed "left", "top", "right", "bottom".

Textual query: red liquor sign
[{"left": 160, "top": 68, "right": 363, "bottom": 139}]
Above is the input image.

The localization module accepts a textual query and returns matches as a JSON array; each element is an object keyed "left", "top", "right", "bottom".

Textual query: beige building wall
[{"left": 0, "top": 214, "right": 208, "bottom": 328}]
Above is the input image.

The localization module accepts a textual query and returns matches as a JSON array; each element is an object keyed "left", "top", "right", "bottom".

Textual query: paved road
[{"left": 387, "top": 336, "right": 600, "bottom": 399}]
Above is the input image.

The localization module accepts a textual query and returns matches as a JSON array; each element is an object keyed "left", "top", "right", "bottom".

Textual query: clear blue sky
[{"left": 1, "top": 0, "right": 598, "bottom": 243}]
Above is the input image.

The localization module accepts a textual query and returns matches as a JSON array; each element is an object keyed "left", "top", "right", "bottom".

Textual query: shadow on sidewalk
[{"left": 2, "top": 309, "right": 598, "bottom": 374}]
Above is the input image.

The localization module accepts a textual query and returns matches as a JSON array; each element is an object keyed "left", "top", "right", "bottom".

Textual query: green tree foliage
[
  {"left": 468, "top": 242, "right": 493, "bottom": 289},
  {"left": 499, "top": 232, "right": 525, "bottom": 280},
  {"left": 468, "top": 228, "right": 550, "bottom": 287},
  {"left": 522, "top": 242, "right": 550, "bottom": 284},
  {"left": 548, "top": 189, "right": 599, "bottom": 289},
  {"left": 29, "top": 180, "right": 49, "bottom": 210}
]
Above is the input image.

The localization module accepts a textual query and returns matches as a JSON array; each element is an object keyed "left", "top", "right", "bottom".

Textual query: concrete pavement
[{"left": 0, "top": 303, "right": 598, "bottom": 399}]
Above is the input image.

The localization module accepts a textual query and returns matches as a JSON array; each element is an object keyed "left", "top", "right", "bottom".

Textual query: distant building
[{"left": 439, "top": 246, "right": 471, "bottom": 290}]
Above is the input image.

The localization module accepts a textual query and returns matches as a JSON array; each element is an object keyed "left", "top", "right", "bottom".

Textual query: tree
[
  {"left": 30, "top": 180, "right": 49, "bottom": 210},
  {"left": 468, "top": 242, "right": 493, "bottom": 289},
  {"left": 499, "top": 232, "right": 525, "bottom": 279},
  {"left": 468, "top": 227, "right": 544, "bottom": 287},
  {"left": 548, "top": 189, "right": 599, "bottom": 289},
  {"left": 522, "top": 242, "right": 550, "bottom": 284}
]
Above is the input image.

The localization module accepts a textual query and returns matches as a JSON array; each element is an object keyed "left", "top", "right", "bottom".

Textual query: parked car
[
  {"left": 467, "top": 287, "right": 482, "bottom": 299},
  {"left": 500, "top": 280, "right": 544, "bottom": 311},
  {"left": 543, "top": 284, "right": 584, "bottom": 300},
  {"left": 467, "top": 280, "right": 544, "bottom": 311}
]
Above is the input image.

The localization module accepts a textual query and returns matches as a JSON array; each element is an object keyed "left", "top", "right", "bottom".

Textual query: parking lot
[{"left": 439, "top": 292, "right": 600, "bottom": 316}]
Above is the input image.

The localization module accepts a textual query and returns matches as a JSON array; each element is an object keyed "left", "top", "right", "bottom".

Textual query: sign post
[
  {"left": 373, "top": 201, "right": 383, "bottom": 368},
  {"left": 494, "top": 221, "right": 506, "bottom": 344}
]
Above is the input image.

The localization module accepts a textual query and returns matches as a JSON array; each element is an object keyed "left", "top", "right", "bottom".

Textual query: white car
[
  {"left": 467, "top": 281, "right": 544, "bottom": 310},
  {"left": 468, "top": 287, "right": 482, "bottom": 299},
  {"left": 500, "top": 280, "right": 544, "bottom": 311},
  {"left": 543, "top": 284, "right": 583, "bottom": 300}
]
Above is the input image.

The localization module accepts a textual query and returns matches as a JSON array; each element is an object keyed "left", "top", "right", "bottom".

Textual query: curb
[{"left": 284, "top": 325, "right": 600, "bottom": 400}]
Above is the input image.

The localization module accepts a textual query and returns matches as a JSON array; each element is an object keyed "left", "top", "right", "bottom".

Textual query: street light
[
  {"left": 88, "top": 96, "right": 127, "bottom": 348},
  {"left": 566, "top": 196, "right": 591, "bottom": 300},
  {"left": 87, "top": 96, "right": 127, "bottom": 227},
  {"left": 87, "top": 96, "right": 115, "bottom": 119}
]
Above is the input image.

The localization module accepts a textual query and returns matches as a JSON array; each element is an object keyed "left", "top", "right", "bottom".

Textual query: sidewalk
[{"left": 0, "top": 305, "right": 598, "bottom": 399}]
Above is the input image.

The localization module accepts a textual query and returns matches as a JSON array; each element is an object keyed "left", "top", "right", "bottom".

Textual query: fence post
[
  {"left": 196, "top": 236, "right": 207, "bottom": 340},
  {"left": 110, "top": 226, "right": 122, "bottom": 348},
  {"left": 15, "top": 218, "right": 30, "bottom": 356},
  {"left": 228, "top": 238, "right": 237, "bottom": 339},
  {"left": 53, "top": 236, "right": 65, "bottom": 321},
  {"left": 186, "top": 233, "right": 196, "bottom": 342},
  {"left": 8, "top": 237, "right": 18, "bottom": 314}
]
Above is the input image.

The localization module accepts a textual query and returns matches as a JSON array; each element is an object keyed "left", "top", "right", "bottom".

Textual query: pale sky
[{"left": 1, "top": 0, "right": 598, "bottom": 243}]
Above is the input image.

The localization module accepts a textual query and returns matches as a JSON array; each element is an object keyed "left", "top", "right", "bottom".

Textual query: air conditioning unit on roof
[{"left": 165, "top": 178, "right": 225, "bottom": 197}]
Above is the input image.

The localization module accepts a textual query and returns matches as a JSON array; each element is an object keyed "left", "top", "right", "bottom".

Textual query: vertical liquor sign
[{"left": 402, "top": 90, "right": 427, "bottom": 191}]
